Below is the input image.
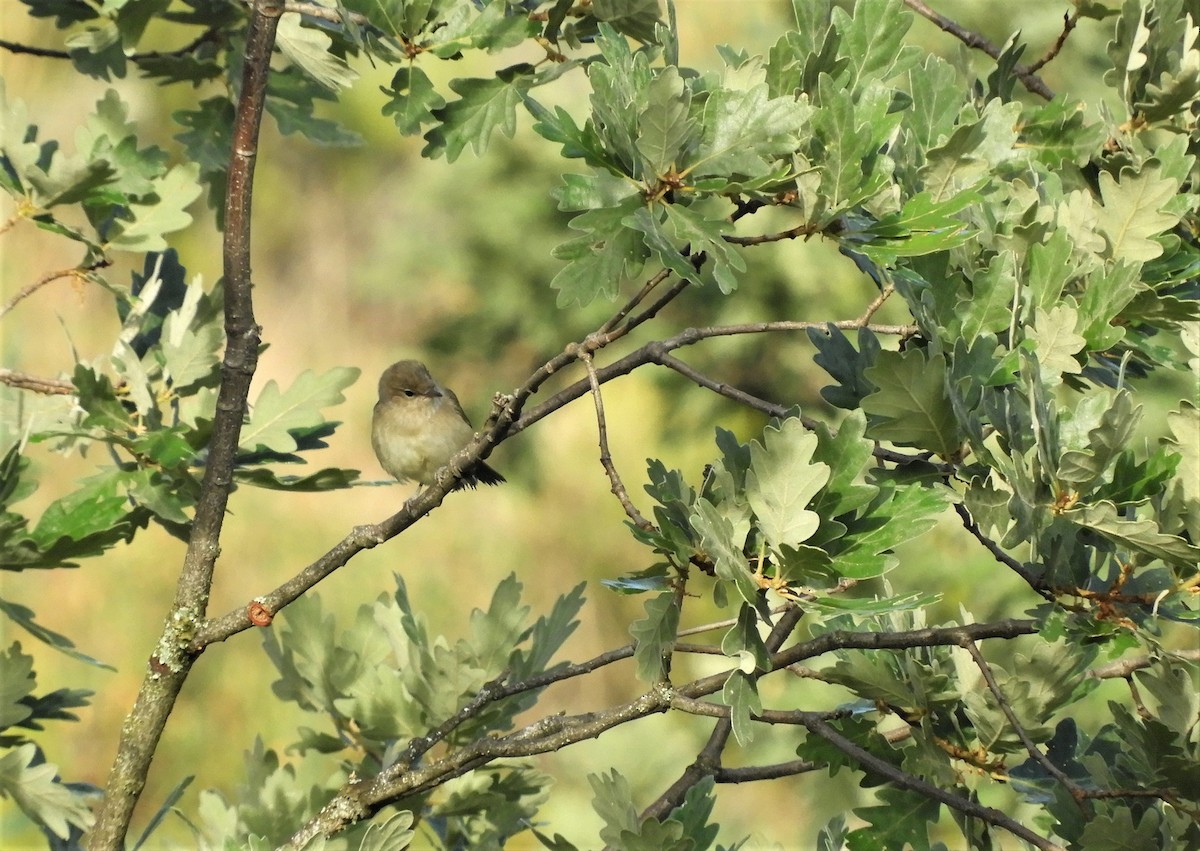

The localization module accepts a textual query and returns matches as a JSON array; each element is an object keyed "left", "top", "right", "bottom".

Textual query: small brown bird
[{"left": 371, "top": 360, "right": 505, "bottom": 491}]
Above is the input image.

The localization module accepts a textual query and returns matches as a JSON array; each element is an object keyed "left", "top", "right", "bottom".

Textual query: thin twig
[
  {"left": 635, "top": 607, "right": 805, "bottom": 825},
  {"left": 1028, "top": 12, "right": 1078, "bottom": 74},
  {"left": 723, "top": 221, "right": 820, "bottom": 246},
  {"left": 578, "top": 348, "right": 653, "bottom": 531},
  {"left": 599, "top": 268, "right": 673, "bottom": 334},
  {"left": 901, "top": 0, "right": 1055, "bottom": 100},
  {"left": 801, "top": 713, "right": 1065, "bottom": 851},
  {"left": 714, "top": 760, "right": 818, "bottom": 783},
  {"left": 0, "top": 26, "right": 222, "bottom": 62},
  {"left": 0, "top": 263, "right": 107, "bottom": 319},
  {"left": 961, "top": 639, "right": 1086, "bottom": 810},
  {"left": 954, "top": 503, "right": 1054, "bottom": 600}
]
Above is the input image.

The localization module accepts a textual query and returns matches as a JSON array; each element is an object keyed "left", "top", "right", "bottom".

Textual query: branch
[
  {"left": 800, "top": 713, "right": 1065, "bottom": 851},
  {"left": 635, "top": 607, "right": 805, "bottom": 825},
  {"left": 85, "top": 3, "right": 282, "bottom": 848},
  {"left": 1027, "top": 12, "right": 1078, "bottom": 74},
  {"left": 954, "top": 502, "right": 1054, "bottom": 600},
  {"left": 0, "top": 368, "right": 74, "bottom": 396},
  {"left": 275, "top": 617, "right": 1036, "bottom": 846},
  {"left": 901, "top": 0, "right": 1055, "bottom": 100},
  {"left": 714, "top": 759, "right": 818, "bottom": 783},
  {"left": 1088, "top": 648, "right": 1200, "bottom": 680},
  {"left": 962, "top": 639, "right": 1086, "bottom": 809},
  {"left": 0, "top": 262, "right": 109, "bottom": 319},
  {"left": 578, "top": 348, "right": 653, "bottom": 531},
  {"left": 0, "top": 26, "right": 222, "bottom": 62}
]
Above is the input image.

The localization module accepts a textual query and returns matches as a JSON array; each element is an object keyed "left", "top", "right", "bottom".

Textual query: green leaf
[
  {"left": 692, "top": 497, "right": 759, "bottom": 606},
  {"left": 666, "top": 775, "right": 718, "bottom": 849},
  {"left": 275, "top": 13, "right": 358, "bottom": 90},
  {"left": 107, "top": 162, "right": 202, "bottom": 252},
  {"left": 831, "top": 482, "right": 952, "bottom": 578},
  {"left": 690, "top": 76, "right": 810, "bottom": 179},
  {"left": 1056, "top": 390, "right": 1141, "bottom": 489},
  {"left": 862, "top": 349, "right": 962, "bottom": 458},
  {"left": 833, "top": 0, "right": 920, "bottom": 90},
  {"left": 1078, "top": 261, "right": 1139, "bottom": 351},
  {"left": 1162, "top": 400, "right": 1200, "bottom": 541},
  {"left": 959, "top": 250, "right": 1018, "bottom": 344},
  {"left": 591, "top": 0, "right": 663, "bottom": 44},
  {"left": 809, "top": 325, "right": 881, "bottom": 411},
  {"left": 233, "top": 467, "right": 361, "bottom": 492},
  {"left": 634, "top": 66, "right": 694, "bottom": 178},
  {"left": 1093, "top": 165, "right": 1181, "bottom": 262},
  {"left": 590, "top": 770, "right": 639, "bottom": 847},
  {"left": 856, "top": 188, "right": 979, "bottom": 264},
  {"left": 809, "top": 413, "right": 878, "bottom": 519},
  {"left": 1028, "top": 304, "right": 1086, "bottom": 379},
  {"left": 160, "top": 274, "right": 222, "bottom": 392},
  {"left": 439, "top": 0, "right": 541, "bottom": 55},
  {"left": 629, "top": 590, "right": 679, "bottom": 682},
  {"left": 720, "top": 604, "right": 770, "bottom": 673},
  {"left": 240, "top": 367, "right": 360, "bottom": 455},
  {"left": 0, "top": 599, "right": 111, "bottom": 669},
  {"left": 654, "top": 202, "right": 745, "bottom": 293},
  {"left": 1019, "top": 97, "right": 1109, "bottom": 168},
  {"left": 23, "top": 473, "right": 141, "bottom": 567},
  {"left": 1025, "top": 228, "right": 1077, "bottom": 318},
  {"left": 1062, "top": 500, "right": 1200, "bottom": 568},
  {"left": 510, "top": 581, "right": 586, "bottom": 679},
  {"left": 423, "top": 70, "right": 533, "bottom": 162},
  {"left": 906, "top": 54, "right": 965, "bottom": 148},
  {"left": 0, "top": 743, "right": 95, "bottom": 840},
  {"left": 919, "top": 99, "right": 1020, "bottom": 201},
  {"left": 381, "top": 66, "right": 446, "bottom": 135},
  {"left": 745, "top": 418, "right": 830, "bottom": 552},
  {"left": 357, "top": 811, "right": 415, "bottom": 851},
  {"left": 721, "top": 670, "right": 762, "bottom": 746},
  {"left": 551, "top": 193, "right": 648, "bottom": 306},
  {"left": 850, "top": 785, "right": 939, "bottom": 850},
  {"left": 616, "top": 816, "right": 689, "bottom": 851},
  {"left": 0, "top": 642, "right": 35, "bottom": 728},
  {"left": 809, "top": 77, "right": 899, "bottom": 218}
]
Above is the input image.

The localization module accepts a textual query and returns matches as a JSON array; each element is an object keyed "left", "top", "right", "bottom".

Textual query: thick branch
[{"left": 85, "top": 3, "right": 281, "bottom": 848}]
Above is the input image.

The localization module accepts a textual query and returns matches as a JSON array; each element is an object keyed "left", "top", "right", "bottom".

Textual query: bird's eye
[{"left": 403, "top": 389, "right": 417, "bottom": 397}]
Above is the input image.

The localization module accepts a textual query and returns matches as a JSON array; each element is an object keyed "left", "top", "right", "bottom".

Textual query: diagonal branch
[
  {"left": 954, "top": 502, "right": 1054, "bottom": 600},
  {"left": 800, "top": 712, "right": 1065, "bottom": 851},
  {"left": 901, "top": 0, "right": 1055, "bottom": 99},
  {"left": 961, "top": 639, "right": 1086, "bottom": 809},
  {"left": 0, "top": 262, "right": 109, "bottom": 319}
]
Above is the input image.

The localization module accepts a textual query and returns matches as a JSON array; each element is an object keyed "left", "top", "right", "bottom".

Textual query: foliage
[{"left": 1, "top": 0, "right": 1198, "bottom": 849}]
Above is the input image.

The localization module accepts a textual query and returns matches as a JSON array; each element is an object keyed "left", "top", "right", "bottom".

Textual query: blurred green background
[{"left": 0, "top": 1, "right": 1173, "bottom": 848}]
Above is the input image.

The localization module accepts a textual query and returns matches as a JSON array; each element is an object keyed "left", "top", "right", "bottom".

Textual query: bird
[{"left": 371, "top": 359, "right": 505, "bottom": 491}]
